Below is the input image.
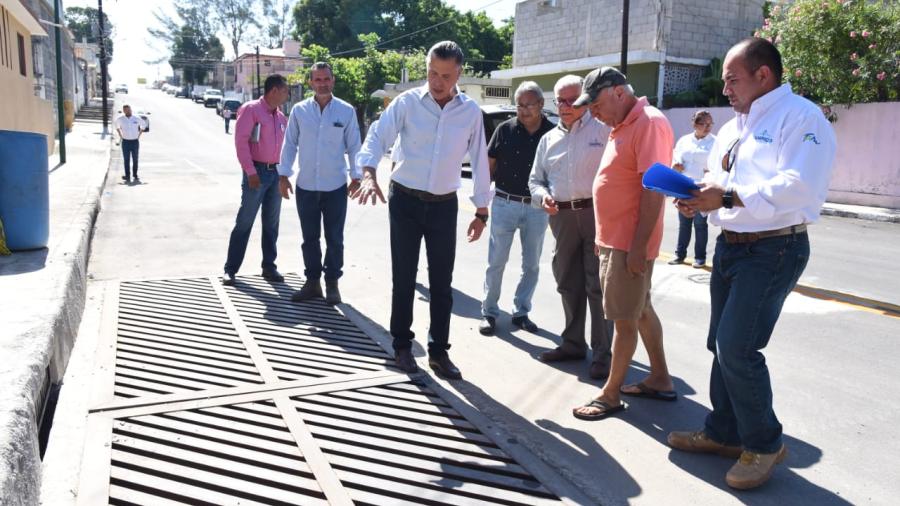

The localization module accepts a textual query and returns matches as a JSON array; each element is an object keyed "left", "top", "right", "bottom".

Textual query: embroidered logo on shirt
[
  {"left": 802, "top": 133, "right": 820, "bottom": 145},
  {"left": 754, "top": 130, "right": 774, "bottom": 144},
  {"left": 588, "top": 140, "right": 604, "bottom": 147}
]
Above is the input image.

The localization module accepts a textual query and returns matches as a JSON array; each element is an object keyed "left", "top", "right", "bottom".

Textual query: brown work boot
[
  {"left": 668, "top": 430, "right": 743, "bottom": 458},
  {"left": 726, "top": 445, "right": 788, "bottom": 490}
]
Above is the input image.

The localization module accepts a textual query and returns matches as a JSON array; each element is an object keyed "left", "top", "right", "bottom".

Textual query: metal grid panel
[{"left": 115, "top": 278, "right": 265, "bottom": 398}]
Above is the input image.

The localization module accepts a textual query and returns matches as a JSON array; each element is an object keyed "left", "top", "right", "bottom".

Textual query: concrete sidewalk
[
  {"left": 0, "top": 116, "right": 111, "bottom": 505},
  {"left": 820, "top": 202, "right": 900, "bottom": 223}
]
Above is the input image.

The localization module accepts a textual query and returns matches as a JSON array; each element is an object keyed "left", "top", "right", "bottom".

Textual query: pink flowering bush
[{"left": 758, "top": 0, "right": 899, "bottom": 104}]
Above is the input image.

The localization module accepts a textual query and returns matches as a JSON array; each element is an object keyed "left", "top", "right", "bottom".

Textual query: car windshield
[{"left": 207, "top": 90, "right": 222, "bottom": 95}]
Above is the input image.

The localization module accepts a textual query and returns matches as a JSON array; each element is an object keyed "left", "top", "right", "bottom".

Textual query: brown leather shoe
[
  {"left": 538, "top": 347, "right": 585, "bottom": 363},
  {"left": 668, "top": 430, "right": 743, "bottom": 458},
  {"left": 428, "top": 355, "right": 462, "bottom": 380},
  {"left": 394, "top": 348, "right": 418, "bottom": 373},
  {"left": 589, "top": 361, "right": 610, "bottom": 379},
  {"left": 726, "top": 445, "right": 787, "bottom": 490}
]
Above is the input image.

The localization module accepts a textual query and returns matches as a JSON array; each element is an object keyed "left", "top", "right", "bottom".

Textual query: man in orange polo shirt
[{"left": 571, "top": 67, "right": 677, "bottom": 420}]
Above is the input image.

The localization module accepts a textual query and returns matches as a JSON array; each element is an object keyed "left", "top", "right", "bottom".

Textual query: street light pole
[
  {"left": 98, "top": 0, "right": 109, "bottom": 136},
  {"left": 53, "top": 0, "right": 66, "bottom": 163},
  {"left": 621, "top": 0, "right": 630, "bottom": 74},
  {"left": 255, "top": 46, "right": 261, "bottom": 99}
]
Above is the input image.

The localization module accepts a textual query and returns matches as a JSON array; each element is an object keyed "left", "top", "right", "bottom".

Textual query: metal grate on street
[{"left": 78, "top": 274, "right": 575, "bottom": 505}]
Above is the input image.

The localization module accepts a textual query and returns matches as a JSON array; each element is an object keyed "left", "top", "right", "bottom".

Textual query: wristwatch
[
  {"left": 722, "top": 188, "right": 734, "bottom": 209},
  {"left": 475, "top": 213, "right": 489, "bottom": 224}
]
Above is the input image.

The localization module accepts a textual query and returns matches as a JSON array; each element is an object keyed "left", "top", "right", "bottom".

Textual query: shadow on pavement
[{"left": 0, "top": 247, "right": 48, "bottom": 275}]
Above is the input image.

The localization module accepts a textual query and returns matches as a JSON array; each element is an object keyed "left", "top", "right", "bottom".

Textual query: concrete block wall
[{"left": 666, "top": 0, "right": 765, "bottom": 61}]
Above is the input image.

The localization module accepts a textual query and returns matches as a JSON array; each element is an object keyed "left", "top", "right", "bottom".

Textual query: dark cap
[{"left": 572, "top": 66, "right": 627, "bottom": 107}]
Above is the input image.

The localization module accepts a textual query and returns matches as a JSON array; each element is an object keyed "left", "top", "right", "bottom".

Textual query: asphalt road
[{"left": 84, "top": 87, "right": 900, "bottom": 505}]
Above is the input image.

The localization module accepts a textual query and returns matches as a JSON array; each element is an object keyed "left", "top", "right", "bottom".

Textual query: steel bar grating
[{"left": 81, "top": 275, "right": 567, "bottom": 505}]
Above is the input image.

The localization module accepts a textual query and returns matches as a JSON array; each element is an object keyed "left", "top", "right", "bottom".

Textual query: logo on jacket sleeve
[
  {"left": 802, "top": 133, "right": 820, "bottom": 145},
  {"left": 753, "top": 129, "right": 774, "bottom": 144}
]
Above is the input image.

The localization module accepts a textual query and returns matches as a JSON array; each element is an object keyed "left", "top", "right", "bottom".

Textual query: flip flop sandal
[
  {"left": 572, "top": 399, "right": 625, "bottom": 420},
  {"left": 620, "top": 381, "right": 678, "bottom": 401}
]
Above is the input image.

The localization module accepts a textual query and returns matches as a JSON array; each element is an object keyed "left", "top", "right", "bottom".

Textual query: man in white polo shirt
[
  {"left": 668, "top": 37, "right": 836, "bottom": 490},
  {"left": 114, "top": 104, "right": 147, "bottom": 184}
]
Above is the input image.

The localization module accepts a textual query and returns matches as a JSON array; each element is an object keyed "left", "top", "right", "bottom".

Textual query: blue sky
[{"left": 63, "top": 0, "right": 518, "bottom": 83}]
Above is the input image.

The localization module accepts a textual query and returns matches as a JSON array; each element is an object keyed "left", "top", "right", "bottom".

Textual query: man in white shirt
[
  {"left": 669, "top": 38, "right": 836, "bottom": 490},
  {"left": 528, "top": 75, "right": 614, "bottom": 380},
  {"left": 354, "top": 41, "right": 491, "bottom": 380},
  {"left": 114, "top": 105, "right": 147, "bottom": 183},
  {"left": 279, "top": 62, "right": 361, "bottom": 305}
]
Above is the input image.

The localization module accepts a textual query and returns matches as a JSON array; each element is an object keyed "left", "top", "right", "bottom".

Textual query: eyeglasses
[
  {"left": 554, "top": 98, "right": 579, "bottom": 107},
  {"left": 721, "top": 138, "right": 739, "bottom": 173},
  {"left": 516, "top": 102, "right": 541, "bottom": 110}
]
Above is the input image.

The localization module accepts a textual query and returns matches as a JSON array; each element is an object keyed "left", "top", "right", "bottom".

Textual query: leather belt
[
  {"left": 391, "top": 181, "right": 456, "bottom": 202},
  {"left": 723, "top": 224, "right": 807, "bottom": 244},
  {"left": 556, "top": 198, "right": 593, "bottom": 210},
  {"left": 253, "top": 161, "right": 278, "bottom": 170},
  {"left": 496, "top": 190, "right": 531, "bottom": 204}
]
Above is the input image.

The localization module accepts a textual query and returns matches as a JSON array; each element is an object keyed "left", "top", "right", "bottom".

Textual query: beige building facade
[{"left": 0, "top": 0, "right": 54, "bottom": 153}]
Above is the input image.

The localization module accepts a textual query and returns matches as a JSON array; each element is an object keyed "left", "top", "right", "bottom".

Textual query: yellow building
[{"left": 0, "top": 0, "right": 54, "bottom": 153}]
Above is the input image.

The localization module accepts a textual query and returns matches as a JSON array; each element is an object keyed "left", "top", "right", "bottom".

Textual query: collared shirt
[
  {"left": 529, "top": 111, "right": 609, "bottom": 204},
  {"left": 706, "top": 83, "right": 837, "bottom": 232},
  {"left": 356, "top": 84, "right": 491, "bottom": 208},
  {"left": 673, "top": 132, "right": 716, "bottom": 182},
  {"left": 489, "top": 116, "right": 555, "bottom": 197},
  {"left": 234, "top": 97, "right": 288, "bottom": 176},
  {"left": 279, "top": 96, "right": 362, "bottom": 191},
  {"left": 593, "top": 97, "right": 674, "bottom": 259},
  {"left": 115, "top": 114, "right": 146, "bottom": 140}
]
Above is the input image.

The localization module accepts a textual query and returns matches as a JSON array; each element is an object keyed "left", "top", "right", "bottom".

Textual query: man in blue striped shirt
[{"left": 279, "top": 62, "right": 362, "bottom": 305}]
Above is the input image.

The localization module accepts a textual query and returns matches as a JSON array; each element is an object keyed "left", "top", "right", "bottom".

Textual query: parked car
[
  {"left": 217, "top": 98, "right": 242, "bottom": 116},
  {"left": 191, "top": 85, "right": 210, "bottom": 103},
  {"left": 461, "top": 104, "right": 560, "bottom": 167},
  {"left": 114, "top": 83, "right": 128, "bottom": 94},
  {"left": 135, "top": 110, "right": 151, "bottom": 132},
  {"left": 166, "top": 85, "right": 178, "bottom": 95},
  {"left": 202, "top": 89, "right": 223, "bottom": 107},
  {"left": 175, "top": 85, "right": 190, "bottom": 98}
]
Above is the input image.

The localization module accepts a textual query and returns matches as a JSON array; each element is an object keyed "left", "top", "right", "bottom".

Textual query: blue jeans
[
  {"left": 223, "top": 165, "right": 281, "bottom": 275},
  {"left": 482, "top": 198, "right": 548, "bottom": 318},
  {"left": 704, "top": 231, "right": 809, "bottom": 454},
  {"left": 121, "top": 139, "right": 139, "bottom": 178},
  {"left": 675, "top": 212, "right": 708, "bottom": 261},
  {"left": 388, "top": 186, "right": 457, "bottom": 358},
  {"left": 296, "top": 185, "right": 347, "bottom": 281}
]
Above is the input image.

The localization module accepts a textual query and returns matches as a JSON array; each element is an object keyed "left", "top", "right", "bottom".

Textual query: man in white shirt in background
[
  {"left": 668, "top": 110, "right": 716, "bottom": 267},
  {"left": 528, "top": 75, "right": 614, "bottom": 380},
  {"left": 114, "top": 104, "right": 147, "bottom": 184},
  {"left": 279, "top": 62, "right": 362, "bottom": 305},
  {"left": 669, "top": 37, "right": 837, "bottom": 490},
  {"left": 354, "top": 41, "right": 491, "bottom": 380}
]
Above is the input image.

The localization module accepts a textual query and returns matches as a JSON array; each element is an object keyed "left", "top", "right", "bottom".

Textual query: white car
[
  {"left": 115, "top": 83, "right": 128, "bottom": 94},
  {"left": 202, "top": 89, "right": 223, "bottom": 108}
]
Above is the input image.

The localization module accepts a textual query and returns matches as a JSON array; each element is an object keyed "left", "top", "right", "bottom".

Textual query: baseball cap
[{"left": 572, "top": 66, "right": 628, "bottom": 107}]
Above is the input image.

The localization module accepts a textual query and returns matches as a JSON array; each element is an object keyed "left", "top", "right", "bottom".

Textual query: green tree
[
  {"left": 148, "top": 4, "right": 224, "bottom": 85},
  {"left": 758, "top": 0, "right": 899, "bottom": 105},
  {"left": 262, "top": 0, "right": 295, "bottom": 49},
  {"left": 65, "top": 6, "right": 114, "bottom": 62},
  {"left": 206, "top": 0, "right": 260, "bottom": 59}
]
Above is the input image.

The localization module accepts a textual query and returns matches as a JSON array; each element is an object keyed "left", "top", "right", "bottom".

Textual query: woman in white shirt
[{"left": 668, "top": 110, "right": 715, "bottom": 267}]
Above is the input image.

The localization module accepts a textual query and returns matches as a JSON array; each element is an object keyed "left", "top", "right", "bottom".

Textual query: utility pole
[
  {"left": 53, "top": 0, "right": 66, "bottom": 163},
  {"left": 98, "top": 0, "right": 109, "bottom": 136},
  {"left": 255, "top": 46, "right": 261, "bottom": 99},
  {"left": 620, "top": 0, "right": 630, "bottom": 74}
]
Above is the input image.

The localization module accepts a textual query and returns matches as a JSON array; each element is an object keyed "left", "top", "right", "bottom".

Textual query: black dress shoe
[
  {"left": 589, "top": 361, "right": 611, "bottom": 379},
  {"left": 222, "top": 272, "right": 236, "bottom": 286},
  {"left": 478, "top": 316, "right": 496, "bottom": 336},
  {"left": 538, "top": 347, "right": 586, "bottom": 363},
  {"left": 394, "top": 348, "right": 418, "bottom": 373},
  {"left": 511, "top": 315, "right": 539, "bottom": 332},
  {"left": 428, "top": 355, "right": 462, "bottom": 380},
  {"left": 667, "top": 257, "right": 686, "bottom": 265},
  {"left": 262, "top": 269, "right": 284, "bottom": 282}
]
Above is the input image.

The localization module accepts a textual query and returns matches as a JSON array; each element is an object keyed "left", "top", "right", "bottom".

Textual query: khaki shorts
[{"left": 598, "top": 247, "right": 654, "bottom": 321}]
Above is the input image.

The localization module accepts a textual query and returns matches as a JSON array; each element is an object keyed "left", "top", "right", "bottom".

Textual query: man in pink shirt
[
  {"left": 223, "top": 74, "right": 290, "bottom": 286},
  {"left": 570, "top": 67, "right": 676, "bottom": 420}
]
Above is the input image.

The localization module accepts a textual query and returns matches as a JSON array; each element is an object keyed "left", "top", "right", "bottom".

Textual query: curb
[
  {"left": 0, "top": 134, "right": 111, "bottom": 506},
  {"left": 820, "top": 205, "right": 900, "bottom": 223}
]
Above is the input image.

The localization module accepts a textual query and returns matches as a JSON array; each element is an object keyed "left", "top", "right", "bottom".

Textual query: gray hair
[
  {"left": 308, "top": 61, "right": 333, "bottom": 79},
  {"left": 554, "top": 74, "right": 583, "bottom": 96},
  {"left": 514, "top": 81, "right": 544, "bottom": 103},
  {"left": 427, "top": 40, "right": 464, "bottom": 66}
]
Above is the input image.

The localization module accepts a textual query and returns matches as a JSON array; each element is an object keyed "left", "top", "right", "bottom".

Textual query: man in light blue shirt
[
  {"left": 279, "top": 62, "right": 362, "bottom": 305},
  {"left": 354, "top": 41, "right": 491, "bottom": 380}
]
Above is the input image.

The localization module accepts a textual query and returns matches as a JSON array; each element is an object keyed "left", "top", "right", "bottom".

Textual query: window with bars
[{"left": 484, "top": 86, "right": 510, "bottom": 98}]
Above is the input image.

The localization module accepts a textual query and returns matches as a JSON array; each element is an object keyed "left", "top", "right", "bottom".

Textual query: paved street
[{"left": 73, "top": 87, "right": 900, "bottom": 504}]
